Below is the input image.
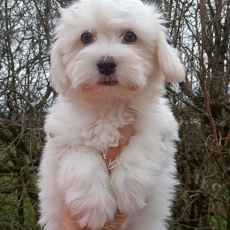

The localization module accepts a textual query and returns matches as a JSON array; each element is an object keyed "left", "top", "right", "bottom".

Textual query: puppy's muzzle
[{"left": 97, "top": 56, "right": 117, "bottom": 76}]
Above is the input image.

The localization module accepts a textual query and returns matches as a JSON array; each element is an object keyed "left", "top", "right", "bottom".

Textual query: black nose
[{"left": 97, "top": 56, "right": 117, "bottom": 76}]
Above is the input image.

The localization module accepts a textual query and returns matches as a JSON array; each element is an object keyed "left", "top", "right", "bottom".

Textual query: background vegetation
[{"left": 0, "top": 0, "right": 229, "bottom": 229}]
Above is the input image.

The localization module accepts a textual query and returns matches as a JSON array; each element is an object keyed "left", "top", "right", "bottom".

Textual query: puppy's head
[{"left": 51, "top": 0, "right": 185, "bottom": 99}]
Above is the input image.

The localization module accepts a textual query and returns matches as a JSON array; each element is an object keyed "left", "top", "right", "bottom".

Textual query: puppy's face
[{"left": 51, "top": 0, "right": 184, "bottom": 99}]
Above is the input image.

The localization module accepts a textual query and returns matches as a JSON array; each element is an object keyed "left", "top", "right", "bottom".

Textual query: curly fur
[{"left": 38, "top": 0, "right": 185, "bottom": 229}]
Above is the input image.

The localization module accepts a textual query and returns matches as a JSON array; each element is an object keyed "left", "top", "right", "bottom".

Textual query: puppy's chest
[{"left": 77, "top": 117, "right": 122, "bottom": 152}]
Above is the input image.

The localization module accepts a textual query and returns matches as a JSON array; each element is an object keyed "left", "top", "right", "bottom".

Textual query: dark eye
[
  {"left": 81, "top": 32, "right": 93, "bottom": 44},
  {"left": 123, "top": 31, "right": 137, "bottom": 43}
]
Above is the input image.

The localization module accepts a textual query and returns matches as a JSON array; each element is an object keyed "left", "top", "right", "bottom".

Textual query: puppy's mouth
[
  {"left": 98, "top": 76, "right": 118, "bottom": 86},
  {"left": 98, "top": 80, "right": 118, "bottom": 86}
]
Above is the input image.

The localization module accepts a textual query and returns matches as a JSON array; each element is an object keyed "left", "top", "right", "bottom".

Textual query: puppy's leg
[
  {"left": 125, "top": 161, "right": 178, "bottom": 230},
  {"left": 110, "top": 134, "right": 166, "bottom": 215},
  {"left": 57, "top": 146, "right": 116, "bottom": 230}
]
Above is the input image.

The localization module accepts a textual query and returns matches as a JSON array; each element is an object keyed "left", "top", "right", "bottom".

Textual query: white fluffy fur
[{"left": 38, "top": 0, "right": 185, "bottom": 229}]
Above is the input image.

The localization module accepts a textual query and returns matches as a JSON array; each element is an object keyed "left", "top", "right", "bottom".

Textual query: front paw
[
  {"left": 65, "top": 185, "right": 116, "bottom": 230},
  {"left": 58, "top": 148, "right": 117, "bottom": 230},
  {"left": 111, "top": 168, "right": 150, "bottom": 214}
]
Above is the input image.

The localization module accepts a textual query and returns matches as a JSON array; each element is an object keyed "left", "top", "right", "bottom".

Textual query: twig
[{"left": 199, "top": 0, "right": 220, "bottom": 155}]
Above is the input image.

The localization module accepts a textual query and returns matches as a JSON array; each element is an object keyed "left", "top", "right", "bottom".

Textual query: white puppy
[{"left": 38, "top": 0, "right": 185, "bottom": 229}]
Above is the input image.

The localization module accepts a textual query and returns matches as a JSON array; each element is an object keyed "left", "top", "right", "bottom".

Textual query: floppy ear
[
  {"left": 157, "top": 30, "right": 185, "bottom": 83},
  {"left": 50, "top": 41, "right": 70, "bottom": 94}
]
